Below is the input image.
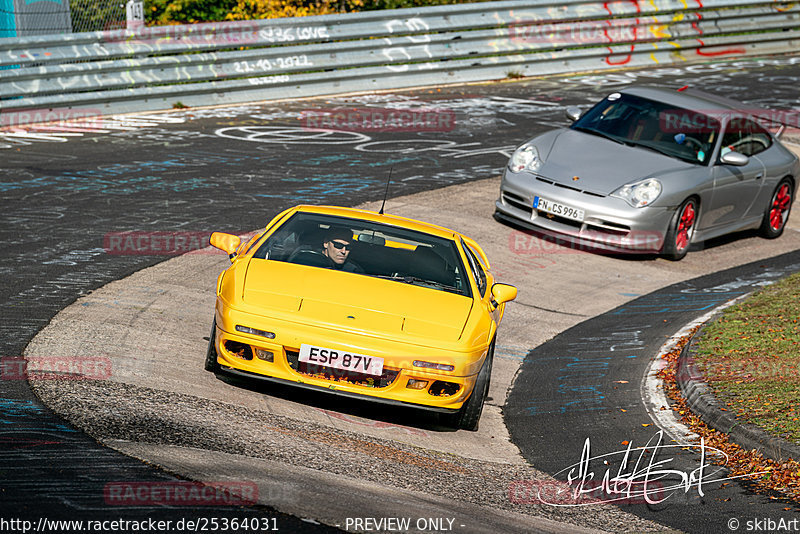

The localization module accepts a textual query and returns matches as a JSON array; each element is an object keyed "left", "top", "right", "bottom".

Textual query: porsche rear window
[{"left": 253, "top": 212, "right": 472, "bottom": 297}]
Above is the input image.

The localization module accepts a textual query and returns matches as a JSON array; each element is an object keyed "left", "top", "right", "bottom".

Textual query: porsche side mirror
[
  {"left": 491, "top": 283, "right": 517, "bottom": 306},
  {"left": 565, "top": 106, "right": 582, "bottom": 122},
  {"left": 210, "top": 232, "right": 241, "bottom": 260},
  {"left": 720, "top": 151, "right": 749, "bottom": 166}
]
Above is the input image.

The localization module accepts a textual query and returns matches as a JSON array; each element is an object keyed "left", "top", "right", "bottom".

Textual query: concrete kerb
[
  {"left": 641, "top": 294, "right": 756, "bottom": 446},
  {"left": 640, "top": 135, "right": 800, "bottom": 452},
  {"left": 678, "top": 324, "right": 800, "bottom": 463},
  {"left": 645, "top": 286, "right": 800, "bottom": 462}
]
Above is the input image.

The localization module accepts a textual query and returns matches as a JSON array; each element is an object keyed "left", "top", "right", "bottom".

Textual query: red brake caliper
[
  {"left": 676, "top": 203, "right": 695, "bottom": 251},
  {"left": 770, "top": 184, "right": 791, "bottom": 231}
]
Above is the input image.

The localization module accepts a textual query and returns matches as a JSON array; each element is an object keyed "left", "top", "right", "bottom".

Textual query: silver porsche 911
[{"left": 494, "top": 86, "right": 799, "bottom": 260}]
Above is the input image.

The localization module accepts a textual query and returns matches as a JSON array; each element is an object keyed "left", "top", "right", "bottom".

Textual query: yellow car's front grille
[{"left": 285, "top": 350, "right": 400, "bottom": 388}]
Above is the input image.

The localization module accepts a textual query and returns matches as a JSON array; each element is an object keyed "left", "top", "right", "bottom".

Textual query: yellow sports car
[{"left": 206, "top": 205, "right": 516, "bottom": 430}]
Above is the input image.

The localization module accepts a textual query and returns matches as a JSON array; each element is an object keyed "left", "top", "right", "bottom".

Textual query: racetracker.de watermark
[
  {"left": 104, "top": 481, "right": 258, "bottom": 506},
  {"left": 104, "top": 231, "right": 215, "bottom": 256},
  {"left": 699, "top": 359, "right": 799, "bottom": 383},
  {"left": 509, "top": 229, "right": 663, "bottom": 255},
  {"left": 102, "top": 20, "right": 261, "bottom": 45},
  {"left": 1, "top": 356, "right": 112, "bottom": 381},
  {"left": 509, "top": 19, "right": 641, "bottom": 45},
  {"left": 0, "top": 108, "right": 102, "bottom": 129},
  {"left": 301, "top": 108, "right": 456, "bottom": 133},
  {"left": 659, "top": 109, "right": 800, "bottom": 133}
]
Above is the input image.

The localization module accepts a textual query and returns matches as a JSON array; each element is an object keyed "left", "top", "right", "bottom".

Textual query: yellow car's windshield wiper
[{"left": 368, "top": 274, "right": 459, "bottom": 293}]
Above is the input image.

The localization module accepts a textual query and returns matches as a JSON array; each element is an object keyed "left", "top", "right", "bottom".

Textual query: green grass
[{"left": 692, "top": 272, "right": 800, "bottom": 445}]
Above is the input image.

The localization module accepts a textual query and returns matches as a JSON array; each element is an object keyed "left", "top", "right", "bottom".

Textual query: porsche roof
[{"left": 621, "top": 85, "right": 767, "bottom": 114}]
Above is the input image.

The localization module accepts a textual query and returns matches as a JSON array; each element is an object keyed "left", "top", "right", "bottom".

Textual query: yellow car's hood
[{"left": 242, "top": 260, "right": 472, "bottom": 342}]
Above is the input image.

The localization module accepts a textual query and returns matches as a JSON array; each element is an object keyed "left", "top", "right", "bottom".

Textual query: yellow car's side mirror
[
  {"left": 210, "top": 232, "right": 241, "bottom": 260},
  {"left": 491, "top": 283, "right": 517, "bottom": 307}
]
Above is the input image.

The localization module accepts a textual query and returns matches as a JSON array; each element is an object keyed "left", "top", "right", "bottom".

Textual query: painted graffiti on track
[{"left": 215, "top": 126, "right": 371, "bottom": 144}]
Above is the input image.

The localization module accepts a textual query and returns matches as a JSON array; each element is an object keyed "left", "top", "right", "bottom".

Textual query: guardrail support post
[{"left": 126, "top": 0, "right": 144, "bottom": 31}]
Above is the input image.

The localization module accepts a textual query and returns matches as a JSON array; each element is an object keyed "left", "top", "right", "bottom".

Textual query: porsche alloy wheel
[
  {"left": 760, "top": 179, "right": 794, "bottom": 239},
  {"left": 663, "top": 198, "right": 697, "bottom": 261},
  {"left": 443, "top": 341, "right": 494, "bottom": 432}
]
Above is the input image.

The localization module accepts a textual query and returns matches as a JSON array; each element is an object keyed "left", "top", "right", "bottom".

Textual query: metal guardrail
[{"left": 1, "top": 0, "right": 799, "bottom": 125}]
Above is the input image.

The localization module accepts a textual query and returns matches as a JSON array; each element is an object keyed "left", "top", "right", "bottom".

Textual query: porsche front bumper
[{"left": 496, "top": 169, "right": 674, "bottom": 254}]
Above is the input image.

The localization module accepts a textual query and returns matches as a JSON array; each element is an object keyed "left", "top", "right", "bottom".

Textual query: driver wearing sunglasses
[{"left": 322, "top": 227, "right": 364, "bottom": 273}]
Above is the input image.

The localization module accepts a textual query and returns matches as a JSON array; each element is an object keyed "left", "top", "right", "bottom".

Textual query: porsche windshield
[
  {"left": 571, "top": 93, "right": 721, "bottom": 165},
  {"left": 253, "top": 212, "right": 471, "bottom": 297}
]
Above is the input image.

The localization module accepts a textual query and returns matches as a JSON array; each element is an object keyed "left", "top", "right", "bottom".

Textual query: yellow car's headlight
[
  {"left": 413, "top": 360, "right": 455, "bottom": 372},
  {"left": 235, "top": 325, "right": 275, "bottom": 339}
]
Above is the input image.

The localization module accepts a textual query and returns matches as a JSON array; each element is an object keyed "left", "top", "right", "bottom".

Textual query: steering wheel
[
  {"left": 287, "top": 248, "right": 331, "bottom": 268},
  {"left": 683, "top": 136, "right": 704, "bottom": 151}
]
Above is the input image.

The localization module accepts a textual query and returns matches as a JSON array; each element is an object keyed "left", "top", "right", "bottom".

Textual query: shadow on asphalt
[
  {"left": 211, "top": 370, "right": 462, "bottom": 433},
  {"left": 494, "top": 211, "right": 772, "bottom": 262}
]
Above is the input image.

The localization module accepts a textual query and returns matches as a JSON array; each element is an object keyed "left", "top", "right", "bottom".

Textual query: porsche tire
[
  {"left": 759, "top": 178, "right": 793, "bottom": 239},
  {"left": 662, "top": 197, "right": 698, "bottom": 261},
  {"left": 204, "top": 318, "right": 220, "bottom": 373},
  {"left": 443, "top": 341, "right": 494, "bottom": 432}
]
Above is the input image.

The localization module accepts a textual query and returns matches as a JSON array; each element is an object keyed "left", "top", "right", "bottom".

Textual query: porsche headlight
[
  {"left": 612, "top": 179, "right": 662, "bottom": 208},
  {"left": 508, "top": 144, "right": 542, "bottom": 173}
]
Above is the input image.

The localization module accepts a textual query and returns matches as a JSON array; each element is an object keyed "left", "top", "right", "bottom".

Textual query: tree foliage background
[
  {"left": 145, "top": 0, "right": 475, "bottom": 24},
  {"left": 69, "top": 0, "right": 127, "bottom": 31}
]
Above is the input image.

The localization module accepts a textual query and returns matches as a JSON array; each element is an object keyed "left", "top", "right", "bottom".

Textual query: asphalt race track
[
  {"left": 3, "top": 55, "right": 800, "bottom": 532},
  {"left": 506, "top": 251, "right": 800, "bottom": 532}
]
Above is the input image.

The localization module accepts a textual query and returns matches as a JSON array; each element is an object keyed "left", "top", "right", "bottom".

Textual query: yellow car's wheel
[
  {"left": 443, "top": 341, "right": 494, "bottom": 431},
  {"left": 204, "top": 318, "right": 220, "bottom": 373}
]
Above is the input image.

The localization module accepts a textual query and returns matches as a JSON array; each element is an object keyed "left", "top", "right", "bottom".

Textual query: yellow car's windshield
[{"left": 252, "top": 212, "right": 472, "bottom": 297}]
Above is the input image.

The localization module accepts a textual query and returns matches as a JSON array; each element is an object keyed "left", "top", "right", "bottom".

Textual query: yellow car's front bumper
[{"left": 212, "top": 305, "right": 489, "bottom": 412}]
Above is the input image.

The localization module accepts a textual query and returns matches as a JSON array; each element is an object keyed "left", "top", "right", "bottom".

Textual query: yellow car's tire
[
  {"left": 443, "top": 341, "right": 494, "bottom": 432},
  {"left": 204, "top": 318, "right": 220, "bottom": 373}
]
